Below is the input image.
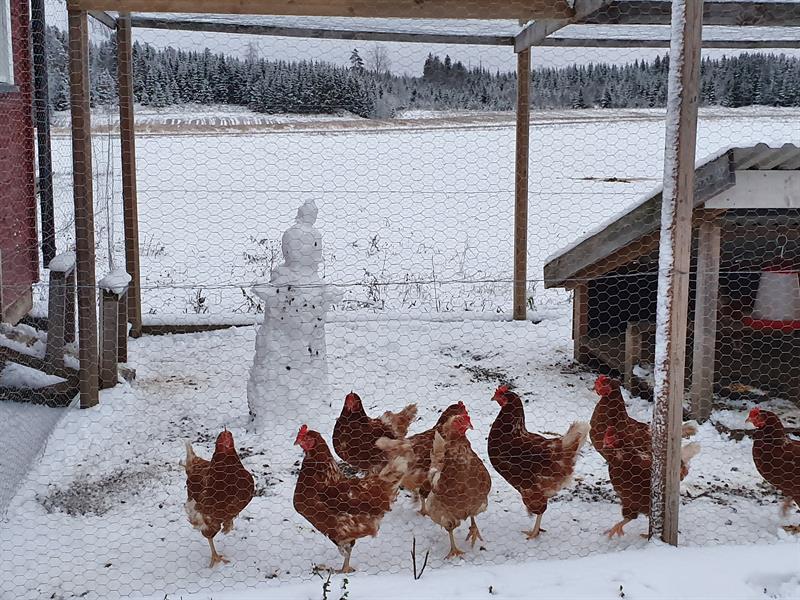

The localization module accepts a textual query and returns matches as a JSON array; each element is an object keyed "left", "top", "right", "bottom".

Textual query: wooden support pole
[
  {"left": 117, "top": 291, "right": 129, "bottom": 363},
  {"left": 573, "top": 283, "right": 589, "bottom": 363},
  {"left": 117, "top": 13, "right": 143, "bottom": 338},
  {"left": 99, "top": 290, "right": 120, "bottom": 389},
  {"left": 44, "top": 271, "right": 68, "bottom": 370},
  {"left": 625, "top": 321, "right": 644, "bottom": 395},
  {"left": 689, "top": 220, "right": 721, "bottom": 421},
  {"left": 68, "top": 9, "right": 99, "bottom": 408},
  {"left": 31, "top": 0, "right": 56, "bottom": 265},
  {"left": 65, "top": 269, "right": 76, "bottom": 344},
  {"left": 650, "top": 0, "right": 704, "bottom": 545},
  {"left": 513, "top": 48, "right": 530, "bottom": 321}
]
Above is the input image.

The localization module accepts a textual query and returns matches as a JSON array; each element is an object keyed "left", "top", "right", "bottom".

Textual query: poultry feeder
[{"left": 742, "top": 265, "right": 800, "bottom": 332}]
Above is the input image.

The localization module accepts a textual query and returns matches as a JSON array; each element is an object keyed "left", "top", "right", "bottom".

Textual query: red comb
[
  {"left": 597, "top": 375, "right": 609, "bottom": 383},
  {"left": 495, "top": 384, "right": 509, "bottom": 395},
  {"left": 457, "top": 400, "right": 467, "bottom": 412},
  {"left": 294, "top": 424, "right": 309, "bottom": 445},
  {"left": 748, "top": 407, "right": 761, "bottom": 418}
]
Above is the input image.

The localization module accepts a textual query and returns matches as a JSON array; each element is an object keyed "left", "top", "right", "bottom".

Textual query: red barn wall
[{"left": 0, "top": 0, "right": 38, "bottom": 324}]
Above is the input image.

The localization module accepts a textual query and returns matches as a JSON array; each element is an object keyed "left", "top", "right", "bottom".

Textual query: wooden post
[
  {"left": 68, "top": 9, "right": 99, "bottom": 408},
  {"left": 45, "top": 271, "right": 68, "bottom": 370},
  {"left": 689, "top": 220, "right": 721, "bottom": 421},
  {"left": 572, "top": 283, "right": 589, "bottom": 363},
  {"left": 513, "top": 48, "right": 531, "bottom": 321},
  {"left": 31, "top": 0, "right": 56, "bottom": 265},
  {"left": 625, "top": 321, "right": 643, "bottom": 394},
  {"left": 650, "top": 0, "right": 704, "bottom": 545},
  {"left": 117, "top": 291, "right": 129, "bottom": 363},
  {"left": 99, "top": 290, "right": 120, "bottom": 389},
  {"left": 65, "top": 269, "right": 76, "bottom": 344},
  {"left": 117, "top": 13, "right": 143, "bottom": 338}
]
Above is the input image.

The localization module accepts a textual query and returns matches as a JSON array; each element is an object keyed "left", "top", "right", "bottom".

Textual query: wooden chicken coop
[{"left": 544, "top": 143, "right": 800, "bottom": 417}]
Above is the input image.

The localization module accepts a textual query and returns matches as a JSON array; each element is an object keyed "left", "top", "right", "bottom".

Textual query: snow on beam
[
  {"left": 582, "top": 1, "right": 800, "bottom": 27},
  {"left": 515, "top": 0, "right": 610, "bottom": 52},
  {"left": 68, "top": 0, "right": 575, "bottom": 21},
  {"left": 129, "top": 16, "right": 516, "bottom": 45}
]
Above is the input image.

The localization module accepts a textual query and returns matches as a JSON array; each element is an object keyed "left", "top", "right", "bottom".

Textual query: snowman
[{"left": 247, "top": 199, "right": 341, "bottom": 433}]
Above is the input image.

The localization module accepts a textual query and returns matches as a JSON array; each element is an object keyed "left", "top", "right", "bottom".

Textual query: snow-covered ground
[
  {"left": 3, "top": 107, "right": 799, "bottom": 599},
  {"left": 1, "top": 317, "right": 798, "bottom": 600},
  {"left": 41, "top": 106, "right": 800, "bottom": 318}
]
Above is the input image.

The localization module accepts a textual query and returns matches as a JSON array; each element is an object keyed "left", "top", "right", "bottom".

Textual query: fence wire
[{"left": 0, "top": 2, "right": 799, "bottom": 599}]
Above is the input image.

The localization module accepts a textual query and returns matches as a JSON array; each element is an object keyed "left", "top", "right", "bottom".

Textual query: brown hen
[
  {"left": 488, "top": 385, "right": 589, "bottom": 539},
  {"left": 183, "top": 430, "right": 255, "bottom": 567},
  {"left": 333, "top": 391, "right": 417, "bottom": 472}
]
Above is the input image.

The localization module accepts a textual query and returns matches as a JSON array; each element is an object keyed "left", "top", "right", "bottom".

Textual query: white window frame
[{"left": 0, "top": 0, "right": 14, "bottom": 86}]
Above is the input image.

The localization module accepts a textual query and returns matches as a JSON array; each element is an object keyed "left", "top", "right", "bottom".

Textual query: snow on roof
[{"left": 544, "top": 141, "right": 800, "bottom": 284}]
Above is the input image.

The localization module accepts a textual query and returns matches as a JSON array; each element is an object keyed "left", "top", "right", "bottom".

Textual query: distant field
[{"left": 45, "top": 105, "right": 800, "bottom": 317}]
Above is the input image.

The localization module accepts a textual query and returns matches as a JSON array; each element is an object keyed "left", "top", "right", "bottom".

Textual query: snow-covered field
[
  {"left": 3, "top": 107, "right": 799, "bottom": 599},
  {"left": 1, "top": 317, "right": 798, "bottom": 600},
  {"left": 43, "top": 105, "right": 800, "bottom": 318}
]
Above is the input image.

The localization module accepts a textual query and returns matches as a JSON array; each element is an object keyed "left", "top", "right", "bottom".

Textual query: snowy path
[{"left": 1, "top": 316, "right": 797, "bottom": 599}]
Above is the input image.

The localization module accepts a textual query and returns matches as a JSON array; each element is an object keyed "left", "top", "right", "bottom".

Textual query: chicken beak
[{"left": 744, "top": 415, "right": 752, "bottom": 424}]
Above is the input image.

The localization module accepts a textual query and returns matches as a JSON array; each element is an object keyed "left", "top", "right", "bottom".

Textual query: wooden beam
[
  {"left": 624, "top": 320, "right": 645, "bottom": 395},
  {"left": 515, "top": 0, "right": 610, "bottom": 52},
  {"left": 130, "top": 16, "right": 515, "bottom": 45},
  {"left": 543, "top": 152, "right": 734, "bottom": 289},
  {"left": 705, "top": 171, "right": 800, "bottom": 209},
  {"left": 31, "top": 0, "right": 56, "bottom": 265},
  {"left": 649, "top": 0, "right": 704, "bottom": 546},
  {"left": 513, "top": 48, "right": 530, "bottom": 321},
  {"left": 540, "top": 36, "right": 800, "bottom": 49},
  {"left": 88, "top": 10, "right": 116, "bottom": 29},
  {"left": 573, "top": 283, "right": 590, "bottom": 363},
  {"left": 689, "top": 220, "right": 721, "bottom": 422},
  {"left": 118, "top": 14, "right": 143, "bottom": 339},
  {"left": 69, "top": 0, "right": 575, "bottom": 21},
  {"left": 99, "top": 289, "right": 120, "bottom": 389},
  {"left": 68, "top": 9, "right": 99, "bottom": 409},
  {"left": 581, "top": 1, "right": 800, "bottom": 27}
]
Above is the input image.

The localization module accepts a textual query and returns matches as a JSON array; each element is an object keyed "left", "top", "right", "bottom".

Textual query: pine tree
[{"left": 349, "top": 49, "right": 365, "bottom": 72}]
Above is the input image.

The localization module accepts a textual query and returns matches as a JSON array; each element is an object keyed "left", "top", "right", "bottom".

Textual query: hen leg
[
  {"left": 207, "top": 536, "right": 230, "bottom": 568},
  {"left": 781, "top": 497, "right": 796, "bottom": 517},
  {"left": 522, "top": 514, "right": 544, "bottom": 540},
  {"left": 338, "top": 543, "right": 356, "bottom": 574},
  {"left": 445, "top": 528, "right": 465, "bottom": 559},
  {"left": 465, "top": 516, "right": 484, "bottom": 547},
  {"left": 418, "top": 494, "right": 428, "bottom": 516},
  {"left": 605, "top": 518, "right": 633, "bottom": 538}
]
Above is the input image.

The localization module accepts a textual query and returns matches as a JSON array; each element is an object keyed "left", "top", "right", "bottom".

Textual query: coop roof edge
[{"left": 543, "top": 142, "right": 800, "bottom": 289}]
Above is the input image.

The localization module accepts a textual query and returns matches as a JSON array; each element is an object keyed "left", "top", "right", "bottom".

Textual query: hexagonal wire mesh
[{"left": 0, "top": 1, "right": 799, "bottom": 598}]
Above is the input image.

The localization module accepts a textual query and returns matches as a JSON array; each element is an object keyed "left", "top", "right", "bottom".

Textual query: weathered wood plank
[
  {"left": 689, "top": 220, "right": 721, "bottom": 421},
  {"left": 573, "top": 283, "right": 589, "bottom": 363},
  {"left": 44, "top": 271, "right": 68, "bottom": 370},
  {"left": 130, "top": 16, "right": 515, "bottom": 45},
  {"left": 68, "top": 9, "right": 99, "bottom": 408},
  {"left": 540, "top": 36, "right": 800, "bottom": 49},
  {"left": 99, "top": 290, "right": 120, "bottom": 390},
  {"left": 88, "top": 10, "right": 116, "bottom": 28},
  {"left": 624, "top": 320, "right": 644, "bottom": 394},
  {"left": 582, "top": 1, "right": 800, "bottom": 27},
  {"left": 69, "top": 0, "right": 575, "bottom": 20},
  {"left": 650, "top": 0, "right": 704, "bottom": 546},
  {"left": 514, "top": 48, "right": 531, "bottom": 321},
  {"left": 543, "top": 152, "right": 734, "bottom": 289},
  {"left": 118, "top": 14, "right": 143, "bottom": 339},
  {"left": 514, "top": 0, "right": 610, "bottom": 52}
]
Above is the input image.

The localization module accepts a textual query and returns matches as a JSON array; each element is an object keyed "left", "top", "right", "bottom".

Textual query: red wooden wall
[{"left": 0, "top": 0, "right": 38, "bottom": 323}]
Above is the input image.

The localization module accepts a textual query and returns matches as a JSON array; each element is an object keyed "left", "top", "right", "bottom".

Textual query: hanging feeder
[{"left": 743, "top": 265, "right": 800, "bottom": 332}]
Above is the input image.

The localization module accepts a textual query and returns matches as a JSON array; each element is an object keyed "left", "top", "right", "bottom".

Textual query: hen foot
[
  {"left": 465, "top": 517, "right": 484, "bottom": 547},
  {"left": 445, "top": 529, "right": 465, "bottom": 559}
]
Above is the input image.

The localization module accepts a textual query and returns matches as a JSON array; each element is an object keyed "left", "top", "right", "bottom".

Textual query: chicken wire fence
[{"left": 0, "top": 1, "right": 799, "bottom": 598}]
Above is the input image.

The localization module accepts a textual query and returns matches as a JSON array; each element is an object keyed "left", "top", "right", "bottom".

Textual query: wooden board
[
  {"left": 705, "top": 171, "right": 800, "bottom": 209},
  {"left": 130, "top": 15, "right": 515, "bottom": 45},
  {"left": 689, "top": 220, "right": 721, "bottom": 421},
  {"left": 649, "top": 0, "right": 704, "bottom": 546},
  {"left": 118, "top": 14, "right": 143, "bottom": 338},
  {"left": 68, "top": 10, "right": 99, "bottom": 409},
  {"left": 513, "top": 49, "right": 531, "bottom": 321},
  {"left": 583, "top": 1, "right": 800, "bottom": 27},
  {"left": 68, "top": 0, "right": 574, "bottom": 20}
]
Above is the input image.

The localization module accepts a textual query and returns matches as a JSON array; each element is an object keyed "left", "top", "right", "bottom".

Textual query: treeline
[{"left": 44, "top": 25, "right": 800, "bottom": 116}]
